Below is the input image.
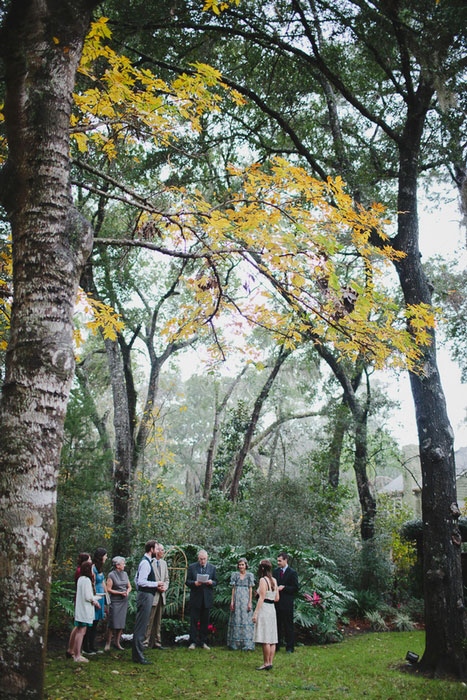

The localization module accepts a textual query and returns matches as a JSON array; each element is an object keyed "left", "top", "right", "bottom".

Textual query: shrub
[
  {"left": 377, "top": 602, "right": 397, "bottom": 618},
  {"left": 392, "top": 610, "right": 415, "bottom": 631},
  {"left": 365, "top": 610, "right": 388, "bottom": 632},
  {"left": 294, "top": 559, "right": 356, "bottom": 644},
  {"left": 48, "top": 580, "right": 75, "bottom": 636},
  {"left": 344, "top": 588, "right": 381, "bottom": 618},
  {"left": 357, "top": 537, "right": 394, "bottom": 594}
]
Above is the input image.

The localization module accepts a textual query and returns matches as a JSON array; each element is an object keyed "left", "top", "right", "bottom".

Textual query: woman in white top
[
  {"left": 252, "top": 559, "right": 279, "bottom": 671},
  {"left": 72, "top": 561, "right": 101, "bottom": 662}
]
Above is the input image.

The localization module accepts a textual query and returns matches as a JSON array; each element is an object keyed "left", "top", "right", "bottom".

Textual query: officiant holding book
[{"left": 186, "top": 549, "right": 217, "bottom": 649}]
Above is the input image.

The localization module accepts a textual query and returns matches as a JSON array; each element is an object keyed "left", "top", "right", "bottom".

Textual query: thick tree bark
[
  {"left": 393, "top": 101, "right": 467, "bottom": 676},
  {"left": 326, "top": 401, "right": 350, "bottom": 489},
  {"left": 103, "top": 334, "right": 134, "bottom": 555},
  {"left": 0, "top": 2, "right": 98, "bottom": 697}
]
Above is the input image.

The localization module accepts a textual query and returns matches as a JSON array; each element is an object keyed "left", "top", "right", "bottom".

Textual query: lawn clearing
[{"left": 45, "top": 631, "right": 466, "bottom": 699}]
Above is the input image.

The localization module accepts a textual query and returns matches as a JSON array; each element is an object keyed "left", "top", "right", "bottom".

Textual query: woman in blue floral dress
[{"left": 227, "top": 558, "right": 255, "bottom": 650}]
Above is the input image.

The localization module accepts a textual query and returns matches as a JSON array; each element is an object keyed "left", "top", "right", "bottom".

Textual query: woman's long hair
[
  {"left": 77, "top": 552, "right": 90, "bottom": 567},
  {"left": 80, "top": 561, "right": 93, "bottom": 581},
  {"left": 92, "top": 547, "right": 107, "bottom": 573},
  {"left": 257, "top": 559, "right": 275, "bottom": 589}
]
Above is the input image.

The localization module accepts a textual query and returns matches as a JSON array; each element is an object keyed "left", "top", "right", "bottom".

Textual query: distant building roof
[
  {"left": 377, "top": 447, "right": 467, "bottom": 495},
  {"left": 379, "top": 474, "right": 403, "bottom": 494}
]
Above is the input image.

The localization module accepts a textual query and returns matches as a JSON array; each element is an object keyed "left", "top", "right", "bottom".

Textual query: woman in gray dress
[{"left": 104, "top": 556, "right": 131, "bottom": 651}]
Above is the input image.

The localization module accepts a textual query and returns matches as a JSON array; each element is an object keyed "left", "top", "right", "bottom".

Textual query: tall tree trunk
[
  {"left": 327, "top": 401, "right": 349, "bottom": 489},
  {"left": 0, "top": 2, "right": 97, "bottom": 697},
  {"left": 229, "top": 347, "right": 291, "bottom": 502},
  {"left": 83, "top": 258, "right": 195, "bottom": 550},
  {"left": 204, "top": 384, "right": 221, "bottom": 500},
  {"left": 80, "top": 265, "right": 135, "bottom": 555},
  {"left": 203, "top": 366, "right": 248, "bottom": 501},
  {"left": 103, "top": 335, "right": 134, "bottom": 556},
  {"left": 353, "top": 408, "right": 376, "bottom": 541},
  {"left": 393, "top": 95, "right": 467, "bottom": 677},
  {"left": 315, "top": 346, "right": 375, "bottom": 539},
  {"left": 134, "top": 338, "right": 193, "bottom": 470},
  {"left": 267, "top": 424, "right": 281, "bottom": 480}
]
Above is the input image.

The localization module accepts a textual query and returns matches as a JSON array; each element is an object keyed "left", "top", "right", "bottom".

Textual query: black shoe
[
  {"left": 286, "top": 649, "right": 294, "bottom": 654},
  {"left": 134, "top": 658, "right": 152, "bottom": 665},
  {"left": 265, "top": 665, "right": 273, "bottom": 670},
  {"left": 154, "top": 645, "right": 167, "bottom": 650}
]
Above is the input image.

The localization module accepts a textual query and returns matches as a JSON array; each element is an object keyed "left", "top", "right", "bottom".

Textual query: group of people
[
  {"left": 187, "top": 549, "right": 298, "bottom": 671},
  {"left": 67, "top": 543, "right": 167, "bottom": 663},
  {"left": 67, "top": 542, "right": 299, "bottom": 672},
  {"left": 66, "top": 548, "right": 112, "bottom": 662}
]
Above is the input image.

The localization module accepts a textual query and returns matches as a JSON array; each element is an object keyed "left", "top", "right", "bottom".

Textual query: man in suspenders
[{"left": 132, "top": 540, "right": 160, "bottom": 664}]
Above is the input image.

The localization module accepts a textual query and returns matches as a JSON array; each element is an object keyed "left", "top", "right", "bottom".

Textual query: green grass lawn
[{"left": 45, "top": 631, "right": 466, "bottom": 699}]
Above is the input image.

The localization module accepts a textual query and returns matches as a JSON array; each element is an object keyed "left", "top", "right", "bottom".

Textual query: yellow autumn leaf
[{"left": 70, "top": 131, "right": 88, "bottom": 153}]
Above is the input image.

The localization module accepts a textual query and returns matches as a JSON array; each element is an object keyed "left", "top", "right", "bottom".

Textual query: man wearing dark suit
[
  {"left": 186, "top": 549, "right": 217, "bottom": 649},
  {"left": 274, "top": 552, "right": 299, "bottom": 653}
]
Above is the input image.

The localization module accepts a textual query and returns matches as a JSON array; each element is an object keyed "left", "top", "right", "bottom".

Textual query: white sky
[{"left": 383, "top": 349, "right": 466, "bottom": 449}]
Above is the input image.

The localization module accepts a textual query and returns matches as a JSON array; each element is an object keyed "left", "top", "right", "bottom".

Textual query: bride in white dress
[{"left": 252, "top": 559, "right": 279, "bottom": 670}]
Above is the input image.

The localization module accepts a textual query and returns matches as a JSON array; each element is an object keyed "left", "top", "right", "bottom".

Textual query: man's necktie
[
  {"left": 156, "top": 560, "right": 161, "bottom": 576},
  {"left": 280, "top": 569, "right": 284, "bottom": 578}
]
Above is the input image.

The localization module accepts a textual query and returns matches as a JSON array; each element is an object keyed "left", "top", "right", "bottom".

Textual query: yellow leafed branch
[
  {"left": 70, "top": 17, "right": 244, "bottom": 159},
  {"left": 74, "top": 289, "right": 125, "bottom": 349}
]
